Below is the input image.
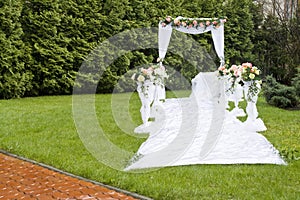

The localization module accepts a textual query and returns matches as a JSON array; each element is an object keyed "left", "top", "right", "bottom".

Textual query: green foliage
[
  {"left": 221, "top": 0, "right": 255, "bottom": 64},
  {"left": 263, "top": 76, "right": 299, "bottom": 108},
  {"left": 292, "top": 68, "right": 300, "bottom": 97},
  {"left": 20, "top": 0, "right": 101, "bottom": 96},
  {"left": 0, "top": 0, "right": 33, "bottom": 99},
  {"left": 0, "top": 0, "right": 261, "bottom": 98},
  {"left": 279, "top": 147, "right": 300, "bottom": 161}
]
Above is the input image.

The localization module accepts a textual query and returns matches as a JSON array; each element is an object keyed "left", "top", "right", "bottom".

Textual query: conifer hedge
[{"left": 1, "top": 0, "right": 256, "bottom": 98}]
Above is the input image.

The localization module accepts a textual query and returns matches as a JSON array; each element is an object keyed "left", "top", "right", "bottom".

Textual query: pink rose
[
  {"left": 242, "top": 62, "right": 252, "bottom": 68},
  {"left": 166, "top": 16, "right": 171, "bottom": 22},
  {"left": 141, "top": 68, "right": 148, "bottom": 75},
  {"left": 231, "top": 64, "right": 237, "bottom": 69},
  {"left": 193, "top": 20, "right": 198, "bottom": 26},
  {"left": 234, "top": 69, "right": 240, "bottom": 77},
  {"left": 238, "top": 65, "right": 243, "bottom": 71},
  {"left": 218, "top": 66, "right": 225, "bottom": 71}
]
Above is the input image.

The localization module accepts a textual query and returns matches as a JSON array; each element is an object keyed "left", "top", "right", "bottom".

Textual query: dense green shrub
[
  {"left": 0, "top": 0, "right": 33, "bottom": 99},
  {"left": 292, "top": 68, "right": 300, "bottom": 97},
  {"left": 263, "top": 76, "right": 299, "bottom": 108},
  {"left": 0, "top": 0, "right": 261, "bottom": 98}
]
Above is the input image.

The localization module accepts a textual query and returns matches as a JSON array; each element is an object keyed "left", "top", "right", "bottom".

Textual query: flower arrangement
[
  {"left": 160, "top": 16, "right": 227, "bottom": 30},
  {"left": 218, "top": 62, "right": 262, "bottom": 102},
  {"left": 218, "top": 64, "right": 242, "bottom": 94},
  {"left": 131, "top": 63, "right": 168, "bottom": 96},
  {"left": 218, "top": 64, "right": 241, "bottom": 77},
  {"left": 240, "top": 62, "right": 260, "bottom": 82}
]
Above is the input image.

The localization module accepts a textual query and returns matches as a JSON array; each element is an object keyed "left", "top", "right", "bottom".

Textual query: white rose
[
  {"left": 137, "top": 75, "right": 145, "bottom": 82},
  {"left": 255, "top": 69, "right": 260, "bottom": 75},
  {"left": 249, "top": 73, "right": 255, "bottom": 80}
]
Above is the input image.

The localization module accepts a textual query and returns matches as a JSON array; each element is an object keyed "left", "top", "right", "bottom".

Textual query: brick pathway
[{"left": 0, "top": 152, "right": 150, "bottom": 200}]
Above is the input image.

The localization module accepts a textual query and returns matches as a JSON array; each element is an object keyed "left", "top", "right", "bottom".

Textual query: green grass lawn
[{"left": 1, "top": 91, "right": 299, "bottom": 199}]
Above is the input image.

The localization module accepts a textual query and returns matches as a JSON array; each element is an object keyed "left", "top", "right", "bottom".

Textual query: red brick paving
[{"left": 0, "top": 153, "right": 145, "bottom": 200}]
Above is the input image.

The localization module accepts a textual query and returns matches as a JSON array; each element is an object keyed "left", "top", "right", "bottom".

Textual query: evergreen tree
[
  {"left": 221, "top": 0, "right": 255, "bottom": 64},
  {"left": 250, "top": 1, "right": 267, "bottom": 75},
  {"left": 0, "top": 0, "right": 33, "bottom": 99},
  {"left": 21, "top": 0, "right": 75, "bottom": 95}
]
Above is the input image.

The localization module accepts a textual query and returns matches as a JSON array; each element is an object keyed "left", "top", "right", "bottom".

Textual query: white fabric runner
[{"left": 126, "top": 72, "right": 286, "bottom": 170}]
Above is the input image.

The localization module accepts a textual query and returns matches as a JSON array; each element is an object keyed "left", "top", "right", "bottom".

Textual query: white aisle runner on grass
[{"left": 125, "top": 72, "right": 286, "bottom": 170}]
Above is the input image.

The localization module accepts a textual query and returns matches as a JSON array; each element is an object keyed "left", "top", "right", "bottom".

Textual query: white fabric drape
[
  {"left": 211, "top": 25, "right": 225, "bottom": 66},
  {"left": 158, "top": 17, "right": 225, "bottom": 66},
  {"left": 158, "top": 23, "right": 173, "bottom": 60}
]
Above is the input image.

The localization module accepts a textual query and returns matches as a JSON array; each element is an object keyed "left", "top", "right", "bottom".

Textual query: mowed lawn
[{"left": 0, "top": 91, "right": 299, "bottom": 200}]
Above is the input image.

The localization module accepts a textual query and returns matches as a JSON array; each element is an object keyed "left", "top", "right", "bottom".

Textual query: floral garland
[
  {"left": 218, "top": 62, "right": 262, "bottom": 102},
  {"left": 160, "top": 16, "right": 227, "bottom": 30},
  {"left": 131, "top": 63, "right": 169, "bottom": 97}
]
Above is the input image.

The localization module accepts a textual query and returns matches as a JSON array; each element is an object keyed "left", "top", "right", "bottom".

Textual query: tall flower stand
[
  {"left": 134, "top": 81, "right": 166, "bottom": 134},
  {"left": 135, "top": 80, "right": 155, "bottom": 132},
  {"left": 223, "top": 76, "right": 231, "bottom": 109},
  {"left": 222, "top": 77, "right": 245, "bottom": 116},
  {"left": 151, "top": 84, "right": 166, "bottom": 112},
  {"left": 227, "top": 83, "right": 246, "bottom": 117},
  {"left": 243, "top": 81, "right": 267, "bottom": 132}
]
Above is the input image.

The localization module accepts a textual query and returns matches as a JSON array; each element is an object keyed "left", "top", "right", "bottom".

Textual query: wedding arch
[
  {"left": 158, "top": 16, "right": 226, "bottom": 67},
  {"left": 155, "top": 16, "right": 266, "bottom": 130},
  {"left": 133, "top": 16, "right": 227, "bottom": 131}
]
